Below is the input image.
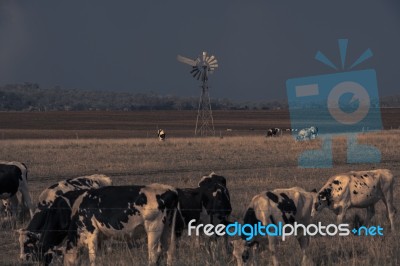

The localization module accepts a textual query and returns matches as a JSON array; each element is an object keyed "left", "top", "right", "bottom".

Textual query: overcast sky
[{"left": 0, "top": 0, "right": 399, "bottom": 101}]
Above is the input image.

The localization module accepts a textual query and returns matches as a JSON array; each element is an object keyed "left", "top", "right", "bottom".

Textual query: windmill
[{"left": 177, "top": 51, "right": 218, "bottom": 136}]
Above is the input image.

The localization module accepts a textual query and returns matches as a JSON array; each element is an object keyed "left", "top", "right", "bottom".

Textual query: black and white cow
[
  {"left": 0, "top": 161, "right": 34, "bottom": 218},
  {"left": 312, "top": 169, "right": 396, "bottom": 230},
  {"left": 231, "top": 187, "right": 317, "bottom": 266},
  {"left": 18, "top": 189, "right": 88, "bottom": 265},
  {"left": 266, "top": 128, "right": 281, "bottom": 137},
  {"left": 64, "top": 183, "right": 180, "bottom": 266},
  {"left": 37, "top": 174, "right": 112, "bottom": 211},
  {"left": 296, "top": 126, "right": 318, "bottom": 141},
  {"left": 18, "top": 174, "right": 112, "bottom": 264},
  {"left": 176, "top": 172, "right": 232, "bottom": 236},
  {"left": 158, "top": 129, "right": 166, "bottom": 141}
]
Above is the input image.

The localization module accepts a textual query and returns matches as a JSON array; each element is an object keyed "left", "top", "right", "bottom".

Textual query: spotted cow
[
  {"left": 231, "top": 187, "right": 317, "bottom": 266},
  {"left": 158, "top": 129, "right": 166, "bottom": 141},
  {"left": 296, "top": 126, "right": 318, "bottom": 141},
  {"left": 64, "top": 183, "right": 179, "bottom": 266},
  {"left": 0, "top": 161, "right": 34, "bottom": 218},
  {"left": 18, "top": 189, "right": 88, "bottom": 265},
  {"left": 312, "top": 169, "right": 396, "bottom": 230},
  {"left": 266, "top": 128, "right": 281, "bottom": 137},
  {"left": 37, "top": 174, "right": 112, "bottom": 211}
]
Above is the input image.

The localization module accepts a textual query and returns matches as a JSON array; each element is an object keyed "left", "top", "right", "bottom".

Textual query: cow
[
  {"left": 158, "top": 129, "right": 166, "bottom": 141},
  {"left": 37, "top": 174, "right": 112, "bottom": 211},
  {"left": 0, "top": 161, "right": 34, "bottom": 219},
  {"left": 64, "top": 183, "right": 180, "bottom": 266},
  {"left": 266, "top": 128, "right": 281, "bottom": 137},
  {"left": 175, "top": 172, "right": 232, "bottom": 237},
  {"left": 296, "top": 126, "right": 318, "bottom": 141},
  {"left": 18, "top": 189, "right": 88, "bottom": 265},
  {"left": 231, "top": 187, "right": 317, "bottom": 266},
  {"left": 18, "top": 175, "right": 112, "bottom": 264},
  {"left": 312, "top": 169, "right": 396, "bottom": 231}
]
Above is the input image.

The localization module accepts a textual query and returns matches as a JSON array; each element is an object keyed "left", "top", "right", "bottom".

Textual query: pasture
[{"left": 0, "top": 110, "right": 399, "bottom": 265}]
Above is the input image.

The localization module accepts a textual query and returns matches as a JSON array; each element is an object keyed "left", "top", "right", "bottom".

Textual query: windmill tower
[{"left": 177, "top": 51, "right": 218, "bottom": 136}]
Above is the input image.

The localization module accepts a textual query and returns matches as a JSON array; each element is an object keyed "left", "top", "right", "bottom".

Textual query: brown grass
[{"left": 0, "top": 131, "right": 399, "bottom": 265}]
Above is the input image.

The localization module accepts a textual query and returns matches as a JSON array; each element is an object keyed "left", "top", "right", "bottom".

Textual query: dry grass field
[{"left": 0, "top": 110, "right": 399, "bottom": 265}]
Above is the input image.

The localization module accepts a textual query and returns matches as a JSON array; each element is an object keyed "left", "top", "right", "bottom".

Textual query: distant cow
[
  {"left": 37, "top": 174, "right": 112, "bottom": 210},
  {"left": 18, "top": 190, "right": 88, "bottom": 265},
  {"left": 266, "top": 128, "right": 280, "bottom": 137},
  {"left": 296, "top": 126, "right": 318, "bottom": 141},
  {"left": 0, "top": 161, "right": 34, "bottom": 218},
  {"left": 231, "top": 187, "right": 317, "bottom": 266},
  {"left": 158, "top": 129, "right": 166, "bottom": 141},
  {"left": 312, "top": 169, "right": 396, "bottom": 230},
  {"left": 176, "top": 172, "right": 232, "bottom": 236},
  {"left": 64, "top": 184, "right": 179, "bottom": 266}
]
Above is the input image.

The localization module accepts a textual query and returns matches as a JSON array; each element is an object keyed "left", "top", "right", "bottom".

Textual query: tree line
[
  {"left": 0, "top": 83, "right": 287, "bottom": 111},
  {"left": 0, "top": 83, "right": 398, "bottom": 111}
]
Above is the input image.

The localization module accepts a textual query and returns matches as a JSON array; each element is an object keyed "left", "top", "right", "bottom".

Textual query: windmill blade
[
  {"left": 210, "top": 64, "right": 218, "bottom": 68},
  {"left": 208, "top": 59, "right": 218, "bottom": 65},
  {"left": 207, "top": 55, "right": 215, "bottom": 62},
  {"left": 177, "top": 55, "right": 197, "bottom": 66},
  {"left": 202, "top": 52, "right": 207, "bottom": 62},
  {"left": 196, "top": 71, "right": 202, "bottom": 80},
  {"left": 191, "top": 69, "right": 200, "bottom": 77},
  {"left": 190, "top": 66, "right": 199, "bottom": 74}
]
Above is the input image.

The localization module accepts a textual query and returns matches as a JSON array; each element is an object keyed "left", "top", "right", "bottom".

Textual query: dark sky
[{"left": 0, "top": 0, "right": 399, "bottom": 101}]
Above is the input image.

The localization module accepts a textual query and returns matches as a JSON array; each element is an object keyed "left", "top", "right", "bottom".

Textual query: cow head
[
  {"left": 18, "top": 229, "right": 40, "bottom": 261},
  {"left": 311, "top": 187, "right": 332, "bottom": 217},
  {"left": 198, "top": 173, "right": 232, "bottom": 224}
]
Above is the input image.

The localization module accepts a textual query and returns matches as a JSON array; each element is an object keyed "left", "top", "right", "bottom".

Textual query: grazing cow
[
  {"left": 64, "top": 183, "right": 179, "bottom": 266},
  {"left": 312, "top": 169, "right": 396, "bottom": 230},
  {"left": 176, "top": 172, "right": 232, "bottom": 236},
  {"left": 158, "top": 129, "right": 166, "bottom": 141},
  {"left": 266, "top": 128, "right": 280, "bottom": 137},
  {"left": 18, "top": 190, "right": 88, "bottom": 265},
  {"left": 0, "top": 161, "right": 34, "bottom": 218},
  {"left": 296, "top": 126, "right": 318, "bottom": 141},
  {"left": 231, "top": 187, "right": 317, "bottom": 266},
  {"left": 37, "top": 174, "right": 112, "bottom": 211}
]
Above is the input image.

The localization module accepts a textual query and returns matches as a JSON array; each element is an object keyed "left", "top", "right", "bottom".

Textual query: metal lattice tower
[{"left": 177, "top": 51, "right": 218, "bottom": 136}]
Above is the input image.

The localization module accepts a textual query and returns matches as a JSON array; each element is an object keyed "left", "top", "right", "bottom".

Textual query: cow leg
[
  {"left": 64, "top": 244, "right": 79, "bottom": 266},
  {"left": 382, "top": 188, "right": 396, "bottom": 231},
  {"left": 297, "top": 236, "right": 312, "bottom": 266},
  {"left": 85, "top": 232, "right": 98, "bottom": 266},
  {"left": 365, "top": 205, "right": 375, "bottom": 226},
  {"left": 19, "top": 183, "right": 34, "bottom": 218},
  {"left": 336, "top": 206, "right": 349, "bottom": 224},
  {"left": 267, "top": 235, "right": 279, "bottom": 266},
  {"left": 145, "top": 222, "right": 163, "bottom": 266},
  {"left": 8, "top": 194, "right": 19, "bottom": 218},
  {"left": 160, "top": 214, "right": 177, "bottom": 266}
]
